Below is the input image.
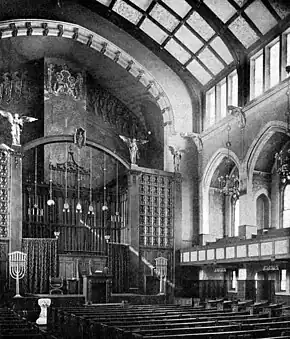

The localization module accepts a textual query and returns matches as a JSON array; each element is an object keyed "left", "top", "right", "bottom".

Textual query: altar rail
[{"left": 23, "top": 221, "right": 124, "bottom": 253}]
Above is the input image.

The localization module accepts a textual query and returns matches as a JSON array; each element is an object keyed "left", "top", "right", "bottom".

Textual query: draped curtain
[
  {"left": 22, "top": 238, "right": 57, "bottom": 294},
  {"left": 111, "top": 244, "right": 129, "bottom": 293}
]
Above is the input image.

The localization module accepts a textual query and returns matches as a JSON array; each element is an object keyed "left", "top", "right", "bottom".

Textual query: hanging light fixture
[
  {"left": 76, "top": 147, "right": 82, "bottom": 214},
  {"left": 111, "top": 161, "right": 123, "bottom": 224},
  {"left": 47, "top": 147, "right": 55, "bottom": 206},
  {"left": 30, "top": 147, "right": 43, "bottom": 216},
  {"left": 63, "top": 142, "right": 70, "bottom": 213},
  {"left": 218, "top": 124, "right": 239, "bottom": 197},
  {"left": 102, "top": 153, "right": 108, "bottom": 212},
  {"left": 88, "top": 148, "right": 94, "bottom": 216},
  {"left": 275, "top": 66, "right": 290, "bottom": 184}
]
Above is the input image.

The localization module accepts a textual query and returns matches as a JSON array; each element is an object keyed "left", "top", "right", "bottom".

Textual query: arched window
[
  {"left": 283, "top": 185, "right": 290, "bottom": 228},
  {"left": 256, "top": 194, "right": 269, "bottom": 229}
]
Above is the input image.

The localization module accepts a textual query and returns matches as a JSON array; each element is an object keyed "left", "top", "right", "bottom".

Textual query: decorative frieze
[
  {"left": 88, "top": 85, "right": 147, "bottom": 139},
  {"left": 0, "top": 71, "right": 29, "bottom": 104},
  {"left": 44, "top": 63, "right": 85, "bottom": 101}
]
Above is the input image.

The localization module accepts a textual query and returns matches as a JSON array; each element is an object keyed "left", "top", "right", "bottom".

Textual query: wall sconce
[{"left": 104, "top": 235, "right": 110, "bottom": 243}]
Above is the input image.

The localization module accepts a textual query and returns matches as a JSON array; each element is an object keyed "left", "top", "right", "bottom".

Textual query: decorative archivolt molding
[
  {"left": 245, "top": 120, "right": 289, "bottom": 177},
  {"left": 202, "top": 148, "right": 241, "bottom": 189},
  {"left": 0, "top": 19, "right": 176, "bottom": 134}
]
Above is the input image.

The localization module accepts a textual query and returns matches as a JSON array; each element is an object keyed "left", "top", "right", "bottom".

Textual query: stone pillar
[
  {"left": 127, "top": 167, "right": 140, "bottom": 248},
  {"left": 238, "top": 165, "right": 254, "bottom": 226},
  {"left": 173, "top": 173, "right": 182, "bottom": 249},
  {"left": 127, "top": 167, "right": 141, "bottom": 290},
  {"left": 237, "top": 280, "right": 255, "bottom": 301},
  {"left": 9, "top": 148, "right": 23, "bottom": 252}
]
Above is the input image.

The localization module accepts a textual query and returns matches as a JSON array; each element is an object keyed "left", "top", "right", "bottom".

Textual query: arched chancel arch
[{"left": 22, "top": 135, "right": 130, "bottom": 170}]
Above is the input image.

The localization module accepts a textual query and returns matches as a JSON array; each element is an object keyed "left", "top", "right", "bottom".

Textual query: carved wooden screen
[
  {"left": 0, "top": 150, "right": 9, "bottom": 238},
  {"left": 139, "top": 173, "right": 174, "bottom": 249}
]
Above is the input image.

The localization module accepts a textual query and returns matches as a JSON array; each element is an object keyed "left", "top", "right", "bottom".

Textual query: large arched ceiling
[
  {"left": 0, "top": 35, "right": 156, "bottom": 122},
  {"left": 84, "top": 0, "right": 290, "bottom": 88}
]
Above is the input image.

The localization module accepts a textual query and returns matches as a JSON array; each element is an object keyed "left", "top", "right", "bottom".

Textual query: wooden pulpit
[{"left": 83, "top": 273, "right": 112, "bottom": 304}]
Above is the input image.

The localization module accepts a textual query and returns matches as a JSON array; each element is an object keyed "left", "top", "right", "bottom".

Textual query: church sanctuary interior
[{"left": 1, "top": 0, "right": 290, "bottom": 338}]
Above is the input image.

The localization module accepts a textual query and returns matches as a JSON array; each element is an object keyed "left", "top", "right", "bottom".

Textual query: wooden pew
[
  {"left": 142, "top": 328, "right": 267, "bottom": 338},
  {"left": 50, "top": 303, "right": 290, "bottom": 339},
  {"left": 206, "top": 298, "right": 224, "bottom": 309},
  {"left": 262, "top": 303, "right": 285, "bottom": 317},
  {"left": 232, "top": 300, "right": 253, "bottom": 312},
  {"left": 216, "top": 300, "right": 234, "bottom": 311},
  {"left": 249, "top": 300, "right": 269, "bottom": 315}
]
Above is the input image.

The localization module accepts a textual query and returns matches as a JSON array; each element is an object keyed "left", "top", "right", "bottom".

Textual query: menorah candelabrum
[
  {"left": 8, "top": 251, "right": 27, "bottom": 298},
  {"left": 155, "top": 257, "right": 168, "bottom": 295}
]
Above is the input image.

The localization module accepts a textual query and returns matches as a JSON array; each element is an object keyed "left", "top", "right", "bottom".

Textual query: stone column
[
  {"left": 127, "top": 167, "right": 141, "bottom": 290},
  {"left": 9, "top": 148, "right": 23, "bottom": 252},
  {"left": 173, "top": 173, "right": 182, "bottom": 250},
  {"left": 127, "top": 167, "right": 141, "bottom": 249},
  {"left": 238, "top": 165, "right": 254, "bottom": 226}
]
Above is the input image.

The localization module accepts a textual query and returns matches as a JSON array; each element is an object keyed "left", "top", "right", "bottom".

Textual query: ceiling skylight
[
  {"left": 175, "top": 26, "right": 203, "bottom": 54},
  {"left": 187, "top": 60, "right": 212, "bottom": 85},
  {"left": 204, "top": 0, "right": 236, "bottom": 23},
  {"left": 233, "top": 0, "right": 248, "bottom": 6},
  {"left": 161, "top": 0, "right": 191, "bottom": 18},
  {"left": 129, "top": 0, "right": 153, "bottom": 11},
  {"left": 228, "top": 16, "right": 259, "bottom": 48},
  {"left": 95, "top": 0, "right": 287, "bottom": 86},
  {"left": 96, "top": 0, "right": 113, "bottom": 6},
  {"left": 140, "top": 18, "right": 168, "bottom": 44},
  {"left": 165, "top": 38, "right": 191, "bottom": 64},
  {"left": 186, "top": 12, "right": 215, "bottom": 41},
  {"left": 198, "top": 47, "right": 224, "bottom": 75},
  {"left": 210, "top": 37, "right": 233, "bottom": 64},
  {"left": 113, "top": 0, "right": 142, "bottom": 24},
  {"left": 150, "top": 3, "right": 180, "bottom": 32},
  {"left": 244, "top": 0, "right": 277, "bottom": 34}
]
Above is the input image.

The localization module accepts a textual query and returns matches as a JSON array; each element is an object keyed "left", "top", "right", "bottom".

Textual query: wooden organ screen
[{"left": 22, "top": 149, "right": 128, "bottom": 255}]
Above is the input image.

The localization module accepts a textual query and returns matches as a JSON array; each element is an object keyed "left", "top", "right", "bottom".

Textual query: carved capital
[
  {"left": 180, "top": 132, "right": 203, "bottom": 153},
  {"left": 228, "top": 105, "right": 246, "bottom": 129}
]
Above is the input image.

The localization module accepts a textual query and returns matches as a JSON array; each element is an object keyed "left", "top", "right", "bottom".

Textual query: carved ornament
[{"left": 45, "top": 63, "right": 84, "bottom": 101}]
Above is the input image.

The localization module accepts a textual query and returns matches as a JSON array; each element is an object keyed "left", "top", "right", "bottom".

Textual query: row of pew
[
  {"left": 0, "top": 307, "right": 52, "bottom": 338},
  {"left": 47, "top": 300, "right": 290, "bottom": 339}
]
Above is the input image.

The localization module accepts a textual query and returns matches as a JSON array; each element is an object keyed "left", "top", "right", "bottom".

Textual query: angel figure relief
[
  {"left": 0, "top": 110, "right": 38, "bottom": 146},
  {"left": 119, "top": 135, "right": 148, "bottom": 165},
  {"left": 169, "top": 146, "right": 185, "bottom": 172}
]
